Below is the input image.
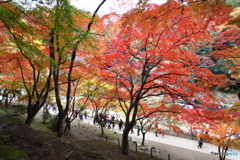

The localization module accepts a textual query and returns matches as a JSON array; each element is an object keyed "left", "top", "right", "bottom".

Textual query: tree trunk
[
  {"left": 98, "top": 118, "right": 105, "bottom": 135},
  {"left": 25, "top": 113, "right": 35, "bottom": 126},
  {"left": 101, "top": 123, "right": 104, "bottom": 135},
  {"left": 56, "top": 112, "right": 65, "bottom": 138},
  {"left": 25, "top": 104, "right": 42, "bottom": 126},
  {"left": 218, "top": 145, "right": 225, "bottom": 160},
  {"left": 4, "top": 97, "right": 9, "bottom": 108},
  {"left": 121, "top": 128, "right": 129, "bottom": 155},
  {"left": 121, "top": 115, "right": 137, "bottom": 155},
  {"left": 141, "top": 132, "right": 146, "bottom": 145}
]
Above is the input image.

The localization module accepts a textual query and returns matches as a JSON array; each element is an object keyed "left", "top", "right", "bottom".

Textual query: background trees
[
  {"left": 224, "top": 0, "right": 240, "bottom": 7},
  {"left": 211, "top": 5, "right": 240, "bottom": 92}
]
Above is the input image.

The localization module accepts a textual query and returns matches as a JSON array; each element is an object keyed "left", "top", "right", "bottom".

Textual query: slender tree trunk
[
  {"left": 218, "top": 145, "right": 225, "bottom": 160},
  {"left": 101, "top": 123, "right": 104, "bottom": 135},
  {"left": 121, "top": 113, "right": 137, "bottom": 155},
  {"left": 141, "top": 132, "right": 146, "bottom": 145}
]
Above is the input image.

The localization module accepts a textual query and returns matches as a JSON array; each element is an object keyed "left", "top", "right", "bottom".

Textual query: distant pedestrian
[
  {"left": 107, "top": 122, "right": 111, "bottom": 129},
  {"left": 74, "top": 110, "right": 78, "bottom": 118},
  {"left": 84, "top": 111, "right": 87, "bottom": 119},
  {"left": 52, "top": 106, "right": 57, "bottom": 112},
  {"left": 119, "top": 119, "right": 123, "bottom": 131},
  {"left": 198, "top": 138, "right": 203, "bottom": 148},
  {"left": 79, "top": 114, "right": 83, "bottom": 121},
  {"left": 112, "top": 121, "right": 115, "bottom": 130},
  {"left": 111, "top": 115, "right": 115, "bottom": 121},
  {"left": 130, "top": 127, "right": 134, "bottom": 134},
  {"left": 93, "top": 115, "right": 98, "bottom": 125},
  {"left": 137, "top": 126, "right": 140, "bottom": 136},
  {"left": 72, "top": 111, "right": 76, "bottom": 118},
  {"left": 155, "top": 128, "right": 158, "bottom": 137}
]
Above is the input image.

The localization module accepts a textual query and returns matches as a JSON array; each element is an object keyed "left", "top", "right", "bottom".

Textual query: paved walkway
[{"left": 74, "top": 116, "right": 240, "bottom": 160}]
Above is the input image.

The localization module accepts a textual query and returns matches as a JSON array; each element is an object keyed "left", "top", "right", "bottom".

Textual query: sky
[{"left": 71, "top": 0, "right": 167, "bottom": 15}]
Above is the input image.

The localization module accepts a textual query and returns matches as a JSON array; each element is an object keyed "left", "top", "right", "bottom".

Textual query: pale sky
[{"left": 71, "top": 0, "right": 167, "bottom": 15}]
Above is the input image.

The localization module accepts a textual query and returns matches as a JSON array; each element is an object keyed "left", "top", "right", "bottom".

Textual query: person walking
[
  {"left": 79, "top": 114, "right": 83, "bottom": 121},
  {"left": 137, "top": 126, "right": 140, "bottom": 136},
  {"left": 84, "top": 111, "right": 87, "bottom": 119},
  {"left": 198, "top": 138, "right": 203, "bottom": 148},
  {"left": 130, "top": 127, "right": 134, "bottom": 134},
  {"left": 155, "top": 128, "right": 158, "bottom": 137},
  {"left": 119, "top": 119, "right": 123, "bottom": 131},
  {"left": 112, "top": 121, "right": 115, "bottom": 130}
]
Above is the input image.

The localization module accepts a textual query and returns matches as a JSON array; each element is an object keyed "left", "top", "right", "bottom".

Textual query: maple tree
[
  {"left": 89, "top": 96, "right": 116, "bottom": 134},
  {"left": 210, "top": 122, "right": 240, "bottom": 160},
  {"left": 44, "top": 0, "right": 107, "bottom": 137},
  {"left": 137, "top": 99, "right": 184, "bottom": 145},
  {"left": 66, "top": 77, "right": 114, "bottom": 134},
  {"left": 0, "top": 2, "right": 53, "bottom": 125},
  {"left": 190, "top": 108, "right": 240, "bottom": 160},
  {"left": 0, "top": 0, "right": 107, "bottom": 137},
  {"left": 136, "top": 102, "right": 158, "bottom": 146},
  {"left": 136, "top": 112, "right": 164, "bottom": 145},
  {"left": 86, "top": 79, "right": 119, "bottom": 134},
  {"left": 99, "top": 0, "right": 232, "bottom": 155},
  {"left": 180, "top": 102, "right": 240, "bottom": 160}
]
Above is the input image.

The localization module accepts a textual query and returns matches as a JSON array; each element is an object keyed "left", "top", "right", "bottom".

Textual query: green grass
[
  {"left": 0, "top": 104, "right": 55, "bottom": 137},
  {"left": 0, "top": 108, "right": 8, "bottom": 114},
  {"left": 75, "top": 122, "right": 121, "bottom": 140},
  {"left": 0, "top": 145, "right": 28, "bottom": 160},
  {"left": 30, "top": 118, "right": 57, "bottom": 136},
  {"left": 97, "top": 129, "right": 121, "bottom": 140}
]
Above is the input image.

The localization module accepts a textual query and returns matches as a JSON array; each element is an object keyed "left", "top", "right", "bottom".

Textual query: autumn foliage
[
  {"left": 0, "top": 0, "right": 239, "bottom": 157},
  {"left": 97, "top": 0, "right": 233, "bottom": 155}
]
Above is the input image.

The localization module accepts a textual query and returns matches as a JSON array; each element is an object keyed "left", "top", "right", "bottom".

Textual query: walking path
[{"left": 75, "top": 116, "right": 240, "bottom": 160}]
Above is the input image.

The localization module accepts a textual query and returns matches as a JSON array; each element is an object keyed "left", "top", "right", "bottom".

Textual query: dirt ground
[
  {"left": 0, "top": 114, "right": 163, "bottom": 160},
  {"left": 66, "top": 121, "right": 162, "bottom": 160}
]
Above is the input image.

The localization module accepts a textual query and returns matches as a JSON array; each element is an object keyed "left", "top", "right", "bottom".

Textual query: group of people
[
  {"left": 93, "top": 114, "right": 117, "bottom": 130},
  {"left": 65, "top": 110, "right": 88, "bottom": 130},
  {"left": 72, "top": 110, "right": 87, "bottom": 120}
]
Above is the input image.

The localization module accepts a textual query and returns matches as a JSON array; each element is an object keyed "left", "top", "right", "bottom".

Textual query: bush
[
  {"left": 13, "top": 105, "right": 27, "bottom": 117},
  {"left": 41, "top": 108, "right": 52, "bottom": 124},
  {"left": 49, "top": 115, "right": 59, "bottom": 131}
]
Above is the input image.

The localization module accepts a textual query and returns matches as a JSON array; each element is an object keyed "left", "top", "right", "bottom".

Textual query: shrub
[
  {"left": 41, "top": 108, "right": 52, "bottom": 124},
  {"left": 13, "top": 105, "right": 27, "bottom": 117},
  {"left": 49, "top": 115, "right": 59, "bottom": 131}
]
